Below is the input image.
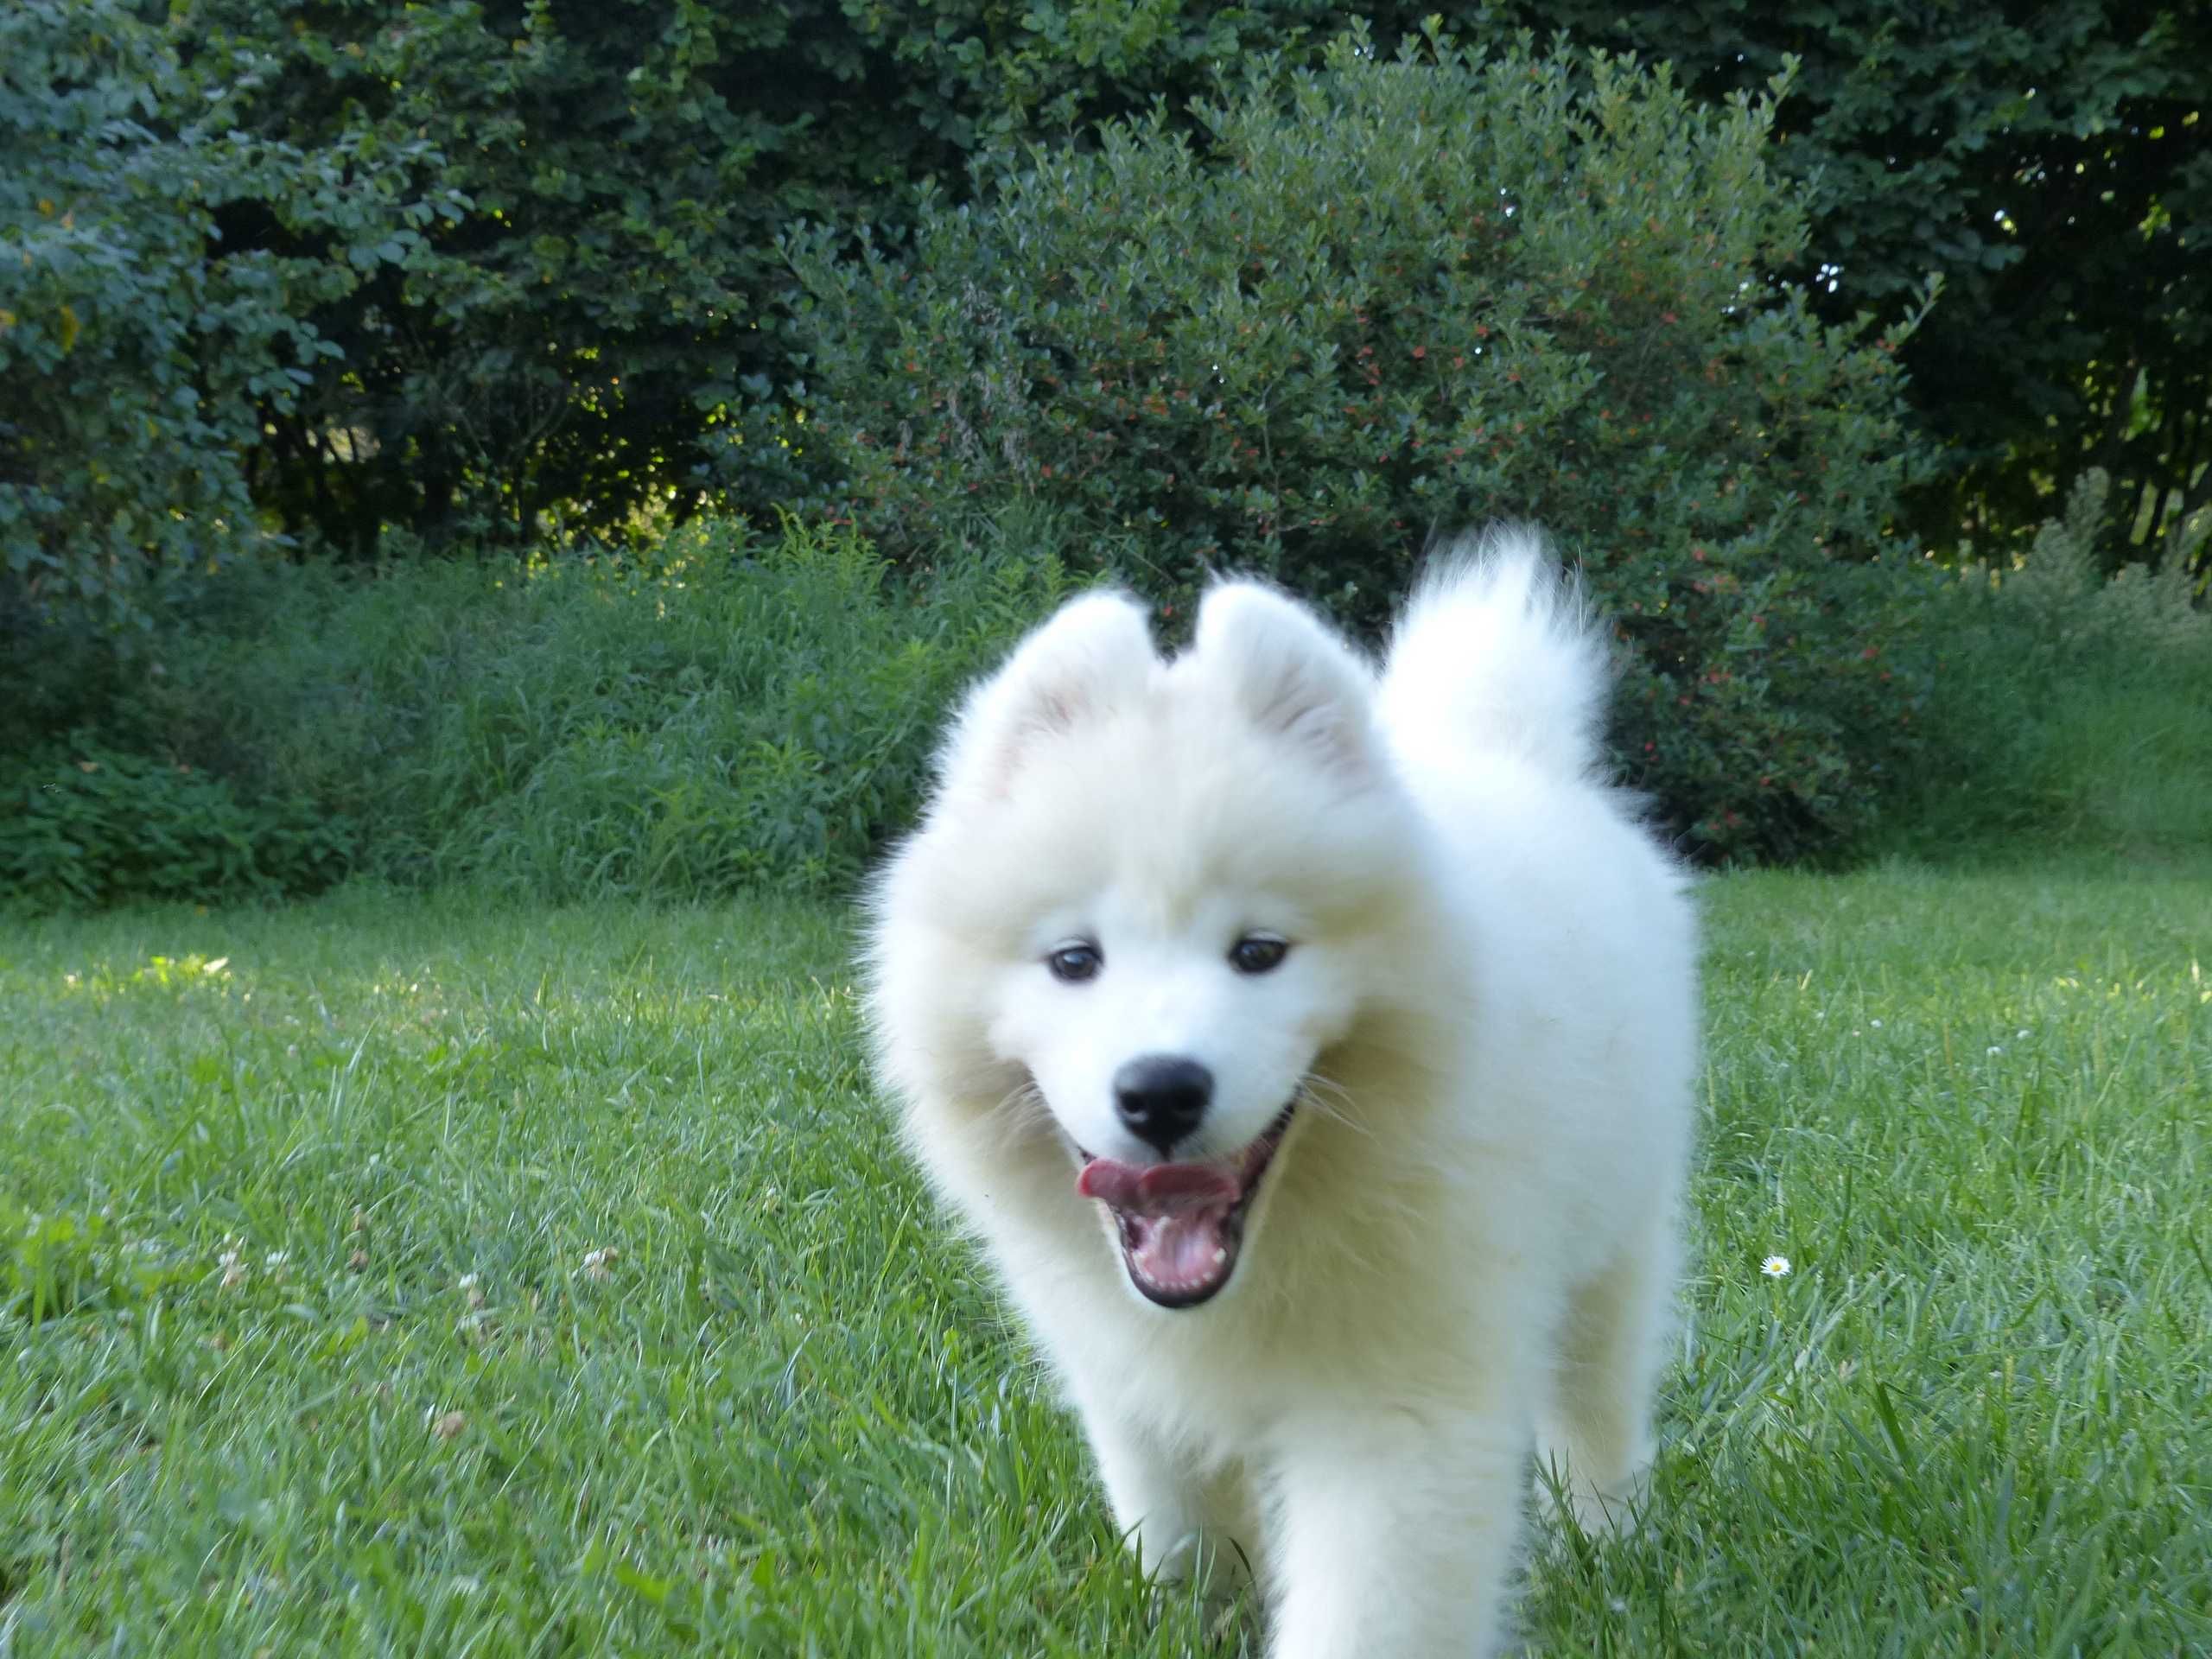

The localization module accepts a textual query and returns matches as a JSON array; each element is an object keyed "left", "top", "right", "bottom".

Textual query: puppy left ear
[{"left": 1192, "top": 581, "right": 1378, "bottom": 777}]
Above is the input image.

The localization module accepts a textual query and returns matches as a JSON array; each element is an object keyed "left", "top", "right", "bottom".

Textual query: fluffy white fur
[{"left": 865, "top": 529, "right": 1697, "bottom": 1656}]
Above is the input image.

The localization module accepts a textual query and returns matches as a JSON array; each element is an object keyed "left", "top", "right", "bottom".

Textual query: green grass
[{"left": 2, "top": 866, "right": 2209, "bottom": 1655}]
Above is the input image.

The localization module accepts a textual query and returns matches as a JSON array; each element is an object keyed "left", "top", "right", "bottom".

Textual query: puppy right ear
[{"left": 938, "top": 590, "right": 1157, "bottom": 798}]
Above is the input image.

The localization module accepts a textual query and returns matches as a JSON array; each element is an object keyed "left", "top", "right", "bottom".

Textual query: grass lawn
[{"left": 3, "top": 865, "right": 2209, "bottom": 1656}]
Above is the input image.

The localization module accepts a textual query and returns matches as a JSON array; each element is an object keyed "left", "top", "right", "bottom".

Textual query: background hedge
[
  {"left": 790, "top": 32, "right": 1937, "bottom": 861},
  {"left": 3, "top": 521, "right": 1069, "bottom": 906},
  {"left": 3, "top": 10, "right": 2206, "bottom": 904},
  {"left": 5, "top": 0, "right": 2205, "bottom": 623}
]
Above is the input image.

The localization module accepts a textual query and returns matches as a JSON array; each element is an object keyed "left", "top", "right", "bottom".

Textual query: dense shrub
[
  {"left": 1891, "top": 473, "right": 2212, "bottom": 860},
  {"left": 176, "top": 0, "right": 789, "bottom": 556},
  {"left": 787, "top": 30, "right": 1939, "bottom": 862},
  {"left": 0, "top": 741, "right": 353, "bottom": 908},
  {"left": 1446, "top": 3, "right": 2210, "bottom": 571},
  {"left": 7, "top": 0, "right": 2200, "bottom": 607},
  {"left": 0, "top": 0, "right": 451, "bottom": 634},
  {"left": 2, "top": 520, "right": 1067, "bottom": 908},
  {"left": 1, "top": 0, "right": 278, "bottom": 631}
]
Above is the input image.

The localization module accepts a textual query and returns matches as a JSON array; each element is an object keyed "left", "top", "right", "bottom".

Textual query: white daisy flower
[{"left": 1761, "top": 1255, "right": 1791, "bottom": 1279}]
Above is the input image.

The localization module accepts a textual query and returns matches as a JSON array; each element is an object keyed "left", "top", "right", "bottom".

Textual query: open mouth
[{"left": 1074, "top": 1105, "right": 1296, "bottom": 1308}]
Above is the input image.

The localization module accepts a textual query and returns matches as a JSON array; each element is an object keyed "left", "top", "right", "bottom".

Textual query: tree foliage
[
  {"left": 3, "top": 0, "right": 2202, "bottom": 625},
  {"left": 756, "top": 0, "right": 2212, "bottom": 571},
  {"left": 174, "top": 0, "right": 808, "bottom": 555},
  {"left": 1454, "top": 0, "right": 2210, "bottom": 569},
  {"left": 791, "top": 32, "right": 1938, "bottom": 863},
  {"left": 0, "top": 0, "right": 442, "bottom": 632}
]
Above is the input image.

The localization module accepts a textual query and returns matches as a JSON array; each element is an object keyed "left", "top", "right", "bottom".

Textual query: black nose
[{"left": 1114, "top": 1055, "right": 1213, "bottom": 1154}]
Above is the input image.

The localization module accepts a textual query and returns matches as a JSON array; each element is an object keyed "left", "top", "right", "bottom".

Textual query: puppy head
[{"left": 872, "top": 579, "right": 1422, "bottom": 1310}]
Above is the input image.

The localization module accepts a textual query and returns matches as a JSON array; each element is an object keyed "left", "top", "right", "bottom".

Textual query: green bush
[
  {"left": 175, "top": 0, "right": 783, "bottom": 556},
  {"left": 784, "top": 29, "right": 1938, "bottom": 862},
  {"left": 6, "top": 0, "right": 2196, "bottom": 596},
  {"left": 0, "top": 739, "right": 354, "bottom": 908},
  {"left": 1891, "top": 473, "right": 2212, "bottom": 860},
  {"left": 0, "top": 0, "right": 448, "bottom": 634},
  {"left": 18, "top": 519, "right": 1069, "bottom": 907}
]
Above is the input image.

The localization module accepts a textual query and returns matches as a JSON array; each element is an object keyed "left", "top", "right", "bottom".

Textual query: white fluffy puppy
[{"left": 866, "top": 531, "right": 1697, "bottom": 1657}]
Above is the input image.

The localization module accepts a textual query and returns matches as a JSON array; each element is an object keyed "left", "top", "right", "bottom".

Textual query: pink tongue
[{"left": 1076, "top": 1157, "right": 1239, "bottom": 1214}]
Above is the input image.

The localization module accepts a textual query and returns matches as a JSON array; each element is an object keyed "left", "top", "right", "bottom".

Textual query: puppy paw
[{"left": 1532, "top": 1453, "right": 1650, "bottom": 1539}]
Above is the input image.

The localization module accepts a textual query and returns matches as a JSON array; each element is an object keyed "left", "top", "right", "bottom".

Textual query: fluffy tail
[{"left": 1376, "top": 527, "right": 1611, "bottom": 779}]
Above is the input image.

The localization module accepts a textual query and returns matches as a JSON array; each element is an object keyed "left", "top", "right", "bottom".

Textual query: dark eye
[
  {"left": 1229, "top": 935, "right": 1289, "bottom": 976},
  {"left": 1046, "top": 942, "right": 1103, "bottom": 983}
]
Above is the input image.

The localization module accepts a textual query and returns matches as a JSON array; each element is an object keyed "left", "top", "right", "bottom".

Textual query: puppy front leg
[
  {"left": 1073, "top": 1399, "right": 1252, "bottom": 1592},
  {"left": 1266, "top": 1410, "right": 1527, "bottom": 1659}
]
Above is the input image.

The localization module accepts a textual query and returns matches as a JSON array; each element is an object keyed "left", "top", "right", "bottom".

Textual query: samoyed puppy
[{"left": 865, "top": 531, "right": 1696, "bottom": 1657}]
